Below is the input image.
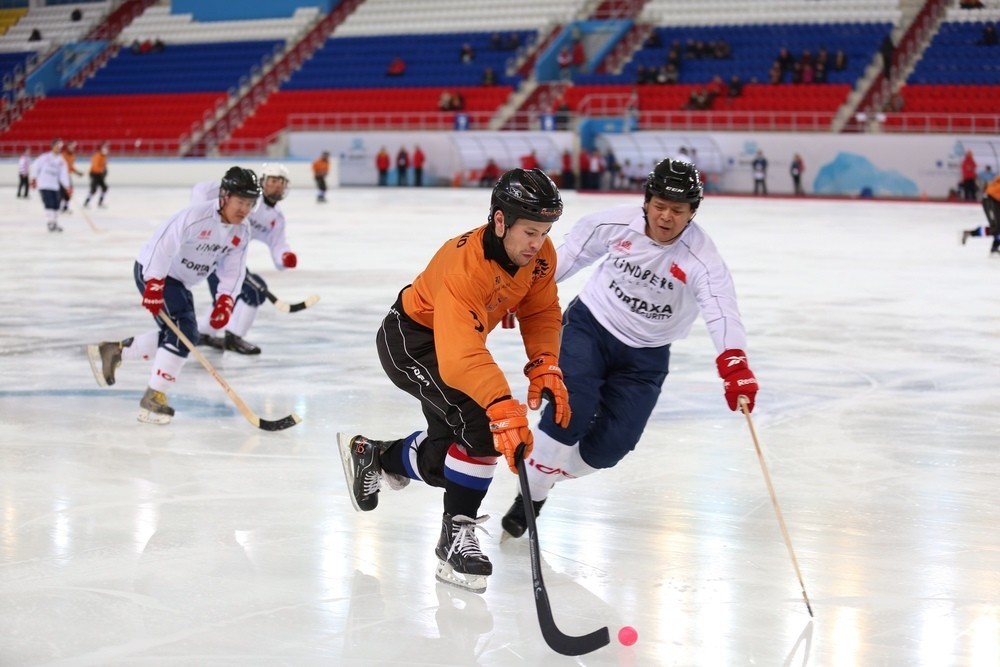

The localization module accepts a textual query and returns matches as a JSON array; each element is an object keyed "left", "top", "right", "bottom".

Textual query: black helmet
[
  {"left": 645, "top": 159, "right": 703, "bottom": 209},
  {"left": 220, "top": 166, "right": 261, "bottom": 200},
  {"left": 491, "top": 168, "right": 562, "bottom": 225}
]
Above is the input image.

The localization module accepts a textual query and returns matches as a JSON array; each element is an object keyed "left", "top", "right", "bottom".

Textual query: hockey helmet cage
[
  {"left": 645, "top": 158, "right": 703, "bottom": 209},
  {"left": 220, "top": 166, "right": 262, "bottom": 200},
  {"left": 491, "top": 168, "right": 563, "bottom": 225}
]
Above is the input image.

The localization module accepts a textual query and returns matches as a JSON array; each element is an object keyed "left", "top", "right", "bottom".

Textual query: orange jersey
[
  {"left": 62, "top": 151, "right": 79, "bottom": 174},
  {"left": 987, "top": 175, "right": 1000, "bottom": 201},
  {"left": 402, "top": 225, "right": 562, "bottom": 408},
  {"left": 90, "top": 152, "right": 107, "bottom": 174},
  {"left": 312, "top": 157, "right": 329, "bottom": 176}
]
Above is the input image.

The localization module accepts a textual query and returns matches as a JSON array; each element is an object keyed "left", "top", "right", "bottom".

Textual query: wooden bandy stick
[
  {"left": 739, "top": 396, "right": 814, "bottom": 617},
  {"left": 159, "top": 313, "right": 301, "bottom": 431}
]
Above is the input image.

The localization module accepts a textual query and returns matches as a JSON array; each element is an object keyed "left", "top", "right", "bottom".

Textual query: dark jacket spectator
[
  {"left": 386, "top": 57, "right": 406, "bottom": 77},
  {"left": 979, "top": 23, "right": 998, "bottom": 46}
]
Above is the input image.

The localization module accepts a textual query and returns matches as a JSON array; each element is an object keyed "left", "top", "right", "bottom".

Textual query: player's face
[
  {"left": 262, "top": 175, "right": 287, "bottom": 200},
  {"left": 503, "top": 218, "right": 552, "bottom": 267},
  {"left": 220, "top": 194, "right": 257, "bottom": 225},
  {"left": 644, "top": 196, "right": 694, "bottom": 244}
]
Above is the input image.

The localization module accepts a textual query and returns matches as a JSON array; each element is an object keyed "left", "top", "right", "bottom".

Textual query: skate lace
[
  {"left": 446, "top": 515, "right": 491, "bottom": 560},
  {"left": 362, "top": 470, "right": 382, "bottom": 496}
]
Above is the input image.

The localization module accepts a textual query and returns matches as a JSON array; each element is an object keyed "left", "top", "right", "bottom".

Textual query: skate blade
[
  {"left": 337, "top": 432, "right": 365, "bottom": 513},
  {"left": 435, "top": 560, "right": 487, "bottom": 594},
  {"left": 86, "top": 345, "right": 110, "bottom": 387},
  {"left": 137, "top": 409, "right": 172, "bottom": 425},
  {"left": 500, "top": 530, "right": 521, "bottom": 543}
]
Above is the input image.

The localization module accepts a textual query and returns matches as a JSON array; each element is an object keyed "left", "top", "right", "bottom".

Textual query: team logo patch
[
  {"left": 198, "top": 229, "right": 211, "bottom": 239},
  {"left": 231, "top": 236, "right": 241, "bottom": 246},
  {"left": 611, "top": 239, "right": 632, "bottom": 254},
  {"left": 670, "top": 262, "right": 687, "bottom": 284}
]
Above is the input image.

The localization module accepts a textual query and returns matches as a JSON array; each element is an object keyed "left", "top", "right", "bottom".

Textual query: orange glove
[
  {"left": 524, "top": 354, "right": 571, "bottom": 427},
  {"left": 486, "top": 398, "right": 533, "bottom": 474}
]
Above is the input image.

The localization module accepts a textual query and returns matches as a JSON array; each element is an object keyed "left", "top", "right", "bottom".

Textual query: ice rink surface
[{"left": 1, "top": 182, "right": 998, "bottom": 666}]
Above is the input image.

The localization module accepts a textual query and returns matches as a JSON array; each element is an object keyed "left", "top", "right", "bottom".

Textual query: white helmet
[{"left": 259, "top": 163, "right": 290, "bottom": 201}]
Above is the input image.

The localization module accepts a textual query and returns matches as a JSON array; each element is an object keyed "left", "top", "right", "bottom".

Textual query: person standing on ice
[
  {"left": 338, "top": 168, "right": 571, "bottom": 594},
  {"left": 29, "top": 138, "right": 71, "bottom": 233},
  {"left": 190, "top": 163, "right": 298, "bottom": 355},
  {"left": 86, "top": 167, "right": 259, "bottom": 424},
  {"left": 499, "top": 158, "right": 759, "bottom": 538}
]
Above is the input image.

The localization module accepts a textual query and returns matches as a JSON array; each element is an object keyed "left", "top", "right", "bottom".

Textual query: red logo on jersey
[
  {"left": 231, "top": 236, "right": 241, "bottom": 246},
  {"left": 611, "top": 239, "right": 632, "bottom": 254},
  {"left": 198, "top": 230, "right": 211, "bottom": 239},
  {"left": 270, "top": 219, "right": 276, "bottom": 228},
  {"left": 670, "top": 262, "right": 687, "bottom": 284}
]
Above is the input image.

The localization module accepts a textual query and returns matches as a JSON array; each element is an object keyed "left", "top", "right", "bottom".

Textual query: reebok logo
[{"left": 722, "top": 354, "right": 746, "bottom": 367}]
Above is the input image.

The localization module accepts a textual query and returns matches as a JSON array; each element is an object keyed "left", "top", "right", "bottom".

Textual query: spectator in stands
[
  {"left": 554, "top": 97, "right": 571, "bottom": 130},
  {"left": 790, "top": 153, "right": 805, "bottom": 196},
  {"left": 520, "top": 150, "right": 540, "bottom": 171},
  {"left": 727, "top": 74, "right": 744, "bottom": 98},
  {"left": 130, "top": 39, "right": 142, "bottom": 54},
  {"left": 832, "top": 50, "right": 847, "bottom": 71},
  {"left": 635, "top": 64, "right": 648, "bottom": 85},
  {"left": 481, "top": 67, "right": 496, "bottom": 86},
  {"left": 505, "top": 33, "right": 520, "bottom": 51},
  {"left": 799, "top": 49, "right": 814, "bottom": 68},
  {"left": 438, "top": 91, "right": 453, "bottom": 111},
  {"left": 17, "top": 149, "right": 31, "bottom": 199},
  {"left": 776, "top": 48, "right": 795, "bottom": 77},
  {"left": 490, "top": 33, "right": 502, "bottom": 50},
  {"left": 658, "top": 64, "right": 678, "bottom": 85},
  {"left": 768, "top": 61, "right": 783, "bottom": 84},
  {"left": 885, "top": 92, "right": 904, "bottom": 112},
  {"left": 961, "top": 150, "right": 979, "bottom": 201},
  {"left": 791, "top": 62, "right": 804, "bottom": 84},
  {"left": 386, "top": 57, "right": 406, "bottom": 77},
  {"left": 313, "top": 150, "right": 330, "bottom": 202},
  {"left": 558, "top": 47, "right": 572, "bottom": 81},
  {"left": 396, "top": 147, "right": 409, "bottom": 186},
  {"left": 713, "top": 39, "right": 731, "bottom": 59},
  {"left": 450, "top": 91, "right": 465, "bottom": 111},
  {"left": 978, "top": 22, "right": 998, "bottom": 46},
  {"left": 561, "top": 149, "right": 575, "bottom": 190},
  {"left": 572, "top": 39, "right": 586, "bottom": 74},
  {"left": 684, "top": 39, "right": 699, "bottom": 59},
  {"left": 412, "top": 145, "right": 426, "bottom": 187},
  {"left": 29, "top": 28, "right": 41, "bottom": 42},
  {"left": 752, "top": 149, "right": 768, "bottom": 196},
  {"left": 880, "top": 34, "right": 895, "bottom": 81},
  {"left": 460, "top": 43, "right": 475, "bottom": 64},
  {"left": 666, "top": 44, "right": 682, "bottom": 69},
  {"left": 682, "top": 88, "right": 709, "bottom": 111},
  {"left": 645, "top": 30, "right": 662, "bottom": 49},
  {"left": 153, "top": 38, "right": 165, "bottom": 53},
  {"left": 814, "top": 62, "right": 828, "bottom": 84},
  {"left": 140, "top": 40, "right": 154, "bottom": 54},
  {"left": 706, "top": 75, "right": 726, "bottom": 104},
  {"left": 71, "top": 8, "right": 82, "bottom": 21},
  {"left": 479, "top": 158, "right": 501, "bottom": 187},
  {"left": 800, "top": 61, "right": 814, "bottom": 84},
  {"left": 376, "top": 147, "right": 390, "bottom": 186}
]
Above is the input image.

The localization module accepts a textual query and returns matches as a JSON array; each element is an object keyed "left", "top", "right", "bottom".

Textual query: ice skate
[
  {"left": 137, "top": 386, "right": 174, "bottom": 425},
  {"left": 198, "top": 333, "right": 224, "bottom": 350},
  {"left": 961, "top": 230, "right": 971, "bottom": 245},
  {"left": 86, "top": 337, "right": 132, "bottom": 387},
  {"left": 338, "top": 433, "right": 385, "bottom": 512},
  {"left": 224, "top": 331, "right": 261, "bottom": 355},
  {"left": 435, "top": 513, "right": 492, "bottom": 593},
  {"left": 47, "top": 221, "right": 63, "bottom": 233},
  {"left": 500, "top": 494, "right": 545, "bottom": 540}
]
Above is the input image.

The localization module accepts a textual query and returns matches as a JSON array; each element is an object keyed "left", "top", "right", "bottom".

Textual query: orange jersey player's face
[
  {"left": 644, "top": 195, "right": 695, "bottom": 245},
  {"left": 501, "top": 218, "right": 553, "bottom": 267}
]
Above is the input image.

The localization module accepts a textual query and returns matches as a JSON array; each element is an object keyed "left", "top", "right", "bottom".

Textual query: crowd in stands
[{"left": 130, "top": 39, "right": 166, "bottom": 55}]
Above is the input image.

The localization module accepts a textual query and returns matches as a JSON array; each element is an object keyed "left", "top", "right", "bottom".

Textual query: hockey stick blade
[
  {"left": 516, "top": 444, "right": 610, "bottom": 656},
  {"left": 267, "top": 290, "right": 320, "bottom": 314},
  {"left": 257, "top": 413, "right": 302, "bottom": 431}
]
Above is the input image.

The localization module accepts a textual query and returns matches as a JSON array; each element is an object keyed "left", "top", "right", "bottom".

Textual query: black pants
[
  {"left": 17, "top": 175, "right": 29, "bottom": 198},
  {"left": 375, "top": 292, "right": 493, "bottom": 489},
  {"left": 754, "top": 178, "right": 767, "bottom": 195},
  {"left": 88, "top": 172, "right": 107, "bottom": 200}
]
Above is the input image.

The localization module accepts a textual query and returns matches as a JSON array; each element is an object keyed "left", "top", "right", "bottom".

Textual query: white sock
[
  {"left": 225, "top": 301, "right": 257, "bottom": 338},
  {"left": 122, "top": 330, "right": 159, "bottom": 361},
  {"left": 524, "top": 429, "right": 578, "bottom": 502},
  {"left": 148, "top": 347, "right": 186, "bottom": 393}
]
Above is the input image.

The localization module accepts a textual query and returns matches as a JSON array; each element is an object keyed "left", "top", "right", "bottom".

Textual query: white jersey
[
  {"left": 556, "top": 204, "right": 747, "bottom": 352},
  {"left": 18, "top": 154, "right": 31, "bottom": 175},
  {"left": 136, "top": 200, "right": 250, "bottom": 296},
  {"left": 29, "top": 151, "right": 71, "bottom": 191},
  {"left": 191, "top": 180, "right": 292, "bottom": 269}
]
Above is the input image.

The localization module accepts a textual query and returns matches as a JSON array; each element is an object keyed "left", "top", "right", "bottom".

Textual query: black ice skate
[
  {"left": 338, "top": 433, "right": 387, "bottom": 512},
  {"left": 198, "top": 333, "right": 224, "bottom": 350},
  {"left": 500, "top": 494, "right": 545, "bottom": 540},
  {"left": 224, "top": 331, "right": 261, "bottom": 355},
  {"left": 435, "top": 513, "right": 492, "bottom": 593},
  {"left": 86, "top": 337, "right": 133, "bottom": 387},
  {"left": 137, "top": 386, "right": 175, "bottom": 425}
]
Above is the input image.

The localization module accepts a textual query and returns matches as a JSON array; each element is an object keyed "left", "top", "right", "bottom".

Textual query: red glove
[
  {"left": 30, "top": 179, "right": 37, "bottom": 189},
  {"left": 141, "top": 278, "right": 165, "bottom": 316},
  {"left": 716, "top": 349, "right": 758, "bottom": 412},
  {"left": 486, "top": 398, "right": 533, "bottom": 474},
  {"left": 210, "top": 294, "right": 235, "bottom": 329},
  {"left": 282, "top": 252, "right": 297, "bottom": 268},
  {"left": 524, "top": 354, "right": 571, "bottom": 427}
]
